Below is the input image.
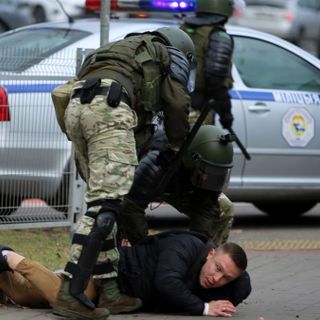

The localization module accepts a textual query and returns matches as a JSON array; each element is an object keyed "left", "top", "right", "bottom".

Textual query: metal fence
[{"left": 0, "top": 48, "right": 88, "bottom": 229}]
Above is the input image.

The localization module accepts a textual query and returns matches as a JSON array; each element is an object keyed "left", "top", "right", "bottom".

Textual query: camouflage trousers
[
  {"left": 188, "top": 108, "right": 214, "bottom": 125},
  {"left": 65, "top": 79, "right": 138, "bottom": 203},
  {"left": 188, "top": 193, "right": 234, "bottom": 246},
  {"left": 163, "top": 192, "right": 234, "bottom": 246},
  {"left": 215, "top": 193, "right": 234, "bottom": 245},
  {"left": 64, "top": 79, "right": 138, "bottom": 278}
]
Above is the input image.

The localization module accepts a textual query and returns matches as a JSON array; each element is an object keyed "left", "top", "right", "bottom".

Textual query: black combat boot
[
  {"left": 98, "top": 278, "right": 143, "bottom": 314},
  {"left": 0, "top": 245, "right": 13, "bottom": 273},
  {"left": 51, "top": 275, "right": 110, "bottom": 320}
]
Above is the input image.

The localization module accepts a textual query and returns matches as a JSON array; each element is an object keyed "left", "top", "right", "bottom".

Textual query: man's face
[{"left": 199, "top": 248, "right": 242, "bottom": 289}]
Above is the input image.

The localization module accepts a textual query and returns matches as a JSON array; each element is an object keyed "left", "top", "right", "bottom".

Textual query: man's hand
[{"left": 207, "top": 300, "right": 236, "bottom": 317}]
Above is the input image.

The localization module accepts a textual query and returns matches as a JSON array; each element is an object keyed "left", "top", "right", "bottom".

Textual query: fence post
[
  {"left": 69, "top": 148, "right": 87, "bottom": 233},
  {"left": 100, "top": 0, "right": 111, "bottom": 46}
]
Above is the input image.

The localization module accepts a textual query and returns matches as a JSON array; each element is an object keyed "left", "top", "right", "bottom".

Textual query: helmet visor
[{"left": 190, "top": 157, "right": 232, "bottom": 192}]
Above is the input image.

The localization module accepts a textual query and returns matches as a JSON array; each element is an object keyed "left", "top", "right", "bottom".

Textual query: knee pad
[{"left": 95, "top": 211, "right": 116, "bottom": 237}]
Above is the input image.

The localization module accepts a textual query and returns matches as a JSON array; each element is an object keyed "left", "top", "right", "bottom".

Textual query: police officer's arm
[
  {"left": 205, "top": 30, "right": 234, "bottom": 129},
  {"left": 161, "top": 52, "right": 191, "bottom": 151},
  {"left": 153, "top": 234, "right": 206, "bottom": 315}
]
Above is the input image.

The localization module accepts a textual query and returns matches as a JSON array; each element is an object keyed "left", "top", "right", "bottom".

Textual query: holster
[
  {"left": 107, "top": 81, "right": 123, "bottom": 108},
  {"left": 73, "top": 79, "right": 130, "bottom": 108},
  {"left": 79, "top": 78, "right": 101, "bottom": 104}
]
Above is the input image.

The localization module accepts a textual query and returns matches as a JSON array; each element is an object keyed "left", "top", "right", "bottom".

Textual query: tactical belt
[{"left": 72, "top": 86, "right": 131, "bottom": 106}]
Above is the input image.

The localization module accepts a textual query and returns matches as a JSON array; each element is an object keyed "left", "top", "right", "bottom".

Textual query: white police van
[{"left": 0, "top": 0, "right": 319, "bottom": 217}]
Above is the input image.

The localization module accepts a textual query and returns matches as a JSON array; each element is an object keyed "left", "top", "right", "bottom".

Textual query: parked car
[
  {"left": 230, "top": 0, "right": 320, "bottom": 57},
  {"left": 0, "top": 0, "right": 34, "bottom": 33},
  {"left": 0, "top": 15, "right": 319, "bottom": 217},
  {"left": 19, "top": 0, "right": 87, "bottom": 23}
]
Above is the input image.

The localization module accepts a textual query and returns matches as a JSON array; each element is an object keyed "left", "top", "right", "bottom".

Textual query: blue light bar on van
[{"left": 140, "top": 0, "right": 196, "bottom": 11}]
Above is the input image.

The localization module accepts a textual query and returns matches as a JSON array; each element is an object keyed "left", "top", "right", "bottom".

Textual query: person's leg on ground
[{"left": 0, "top": 246, "right": 53, "bottom": 308}]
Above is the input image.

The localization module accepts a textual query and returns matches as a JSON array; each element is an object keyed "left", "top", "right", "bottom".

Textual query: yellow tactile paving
[
  {"left": 148, "top": 229, "right": 320, "bottom": 250},
  {"left": 238, "top": 239, "right": 320, "bottom": 250}
]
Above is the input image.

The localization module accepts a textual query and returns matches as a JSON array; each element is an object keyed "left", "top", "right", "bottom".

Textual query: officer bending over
[{"left": 51, "top": 27, "right": 195, "bottom": 320}]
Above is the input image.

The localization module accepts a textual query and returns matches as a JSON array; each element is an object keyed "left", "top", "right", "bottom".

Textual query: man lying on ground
[{"left": 0, "top": 231, "right": 251, "bottom": 318}]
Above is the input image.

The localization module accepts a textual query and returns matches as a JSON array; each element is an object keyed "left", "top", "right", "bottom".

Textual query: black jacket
[{"left": 118, "top": 231, "right": 251, "bottom": 315}]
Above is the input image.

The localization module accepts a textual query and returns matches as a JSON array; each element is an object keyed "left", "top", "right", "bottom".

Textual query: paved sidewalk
[
  {"left": 1, "top": 249, "right": 320, "bottom": 319},
  {"left": 1, "top": 204, "right": 320, "bottom": 319}
]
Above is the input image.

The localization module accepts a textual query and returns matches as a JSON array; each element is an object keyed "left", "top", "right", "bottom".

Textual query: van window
[
  {"left": 245, "top": 0, "right": 288, "bottom": 8},
  {"left": 232, "top": 36, "right": 320, "bottom": 92}
]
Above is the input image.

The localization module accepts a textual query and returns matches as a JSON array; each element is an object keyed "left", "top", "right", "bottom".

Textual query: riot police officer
[
  {"left": 51, "top": 27, "right": 195, "bottom": 320},
  {"left": 180, "top": 0, "right": 244, "bottom": 128},
  {"left": 120, "top": 125, "right": 234, "bottom": 246}
]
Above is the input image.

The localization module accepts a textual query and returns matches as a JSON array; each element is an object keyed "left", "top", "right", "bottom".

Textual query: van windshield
[{"left": 0, "top": 27, "right": 90, "bottom": 72}]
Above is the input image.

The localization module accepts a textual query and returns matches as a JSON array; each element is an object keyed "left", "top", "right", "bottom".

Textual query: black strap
[
  {"left": 72, "top": 86, "right": 130, "bottom": 106},
  {"left": 72, "top": 233, "right": 115, "bottom": 252},
  {"left": 65, "top": 261, "right": 115, "bottom": 276}
]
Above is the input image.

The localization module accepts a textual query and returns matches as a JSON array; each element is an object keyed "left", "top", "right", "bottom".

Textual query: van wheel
[{"left": 253, "top": 202, "right": 316, "bottom": 218}]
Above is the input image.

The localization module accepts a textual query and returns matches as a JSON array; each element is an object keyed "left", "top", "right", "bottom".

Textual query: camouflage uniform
[
  {"left": 66, "top": 34, "right": 190, "bottom": 274},
  {"left": 52, "top": 29, "right": 194, "bottom": 315},
  {"left": 163, "top": 192, "right": 233, "bottom": 246},
  {"left": 65, "top": 79, "right": 138, "bottom": 202}
]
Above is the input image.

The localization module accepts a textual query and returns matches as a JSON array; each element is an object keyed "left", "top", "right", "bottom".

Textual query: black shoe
[{"left": 0, "top": 245, "right": 13, "bottom": 273}]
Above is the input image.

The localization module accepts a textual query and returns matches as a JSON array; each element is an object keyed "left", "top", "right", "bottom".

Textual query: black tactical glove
[
  {"left": 156, "top": 148, "right": 177, "bottom": 169},
  {"left": 213, "top": 90, "right": 234, "bottom": 130},
  {"left": 219, "top": 104, "right": 234, "bottom": 130}
]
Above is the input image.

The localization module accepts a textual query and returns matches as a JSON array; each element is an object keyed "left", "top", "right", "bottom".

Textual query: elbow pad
[
  {"left": 205, "top": 30, "right": 233, "bottom": 80},
  {"left": 127, "top": 150, "right": 162, "bottom": 208},
  {"left": 167, "top": 46, "right": 190, "bottom": 87}
]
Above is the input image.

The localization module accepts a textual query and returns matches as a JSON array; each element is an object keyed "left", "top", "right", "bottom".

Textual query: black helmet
[{"left": 183, "top": 125, "right": 233, "bottom": 192}]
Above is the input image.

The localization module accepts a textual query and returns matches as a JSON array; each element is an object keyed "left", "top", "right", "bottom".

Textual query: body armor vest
[
  {"left": 181, "top": 24, "right": 225, "bottom": 92},
  {"left": 77, "top": 34, "right": 171, "bottom": 113}
]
